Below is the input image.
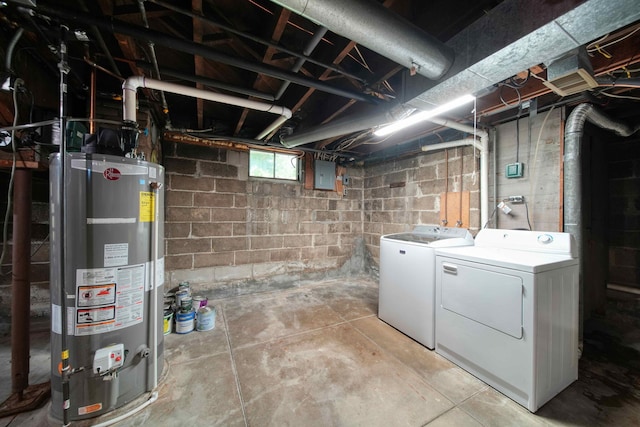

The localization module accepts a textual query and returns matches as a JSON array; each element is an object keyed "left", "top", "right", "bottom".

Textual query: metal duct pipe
[
  {"left": 22, "top": 2, "right": 375, "bottom": 103},
  {"left": 564, "top": 103, "right": 640, "bottom": 339},
  {"left": 123, "top": 77, "right": 292, "bottom": 140},
  {"left": 280, "top": 104, "right": 413, "bottom": 147},
  {"left": 269, "top": 0, "right": 454, "bottom": 80}
]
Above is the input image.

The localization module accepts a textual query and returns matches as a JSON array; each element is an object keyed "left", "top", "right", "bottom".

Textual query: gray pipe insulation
[
  {"left": 269, "top": 0, "right": 453, "bottom": 80},
  {"left": 564, "top": 103, "right": 640, "bottom": 339}
]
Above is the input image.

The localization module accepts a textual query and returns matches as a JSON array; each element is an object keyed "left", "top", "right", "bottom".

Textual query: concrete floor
[{"left": 1, "top": 276, "right": 640, "bottom": 426}]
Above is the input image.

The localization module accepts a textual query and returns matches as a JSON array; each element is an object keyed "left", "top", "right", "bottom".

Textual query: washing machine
[
  {"left": 435, "top": 229, "right": 579, "bottom": 412},
  {"left": 378, "top": 225, "right": 473, "bottom": 349}
]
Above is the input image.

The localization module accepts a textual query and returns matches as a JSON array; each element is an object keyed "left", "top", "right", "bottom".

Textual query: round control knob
[{"left": 538, "top": 234, "right": 553, "bottom": 244}]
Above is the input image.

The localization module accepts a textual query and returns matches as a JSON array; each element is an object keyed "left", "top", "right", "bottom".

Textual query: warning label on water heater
[
  {"left": 139, "top": 191, "right": 155, "bottom": 222},
  {"left": 73, "top": 264, "right": 145, "bottom": 336}
]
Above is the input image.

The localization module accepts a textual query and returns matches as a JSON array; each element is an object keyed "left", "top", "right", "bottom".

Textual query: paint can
[
  {"left": 164, "top": 292, "right": 176, "bottom": 310},
  {"left": 175, "top": 290, "right": 189, "bottom": 309},
  {"left": 178, "top": 281, "right": 190, "bottom": 294},
  {"left": 180, "top": 295, "right": 193, "bottom": 313},
  {"left": 163, "top": 308, "right": 174, "bottom": 335},
  {"left": 192, "top": 295, "right": 208, "bottom": 311},
  {"left": 175, "top": 309, "right": 195, "bottom": 334},
  {"left": 196, "top": 306, "right": 216, "bottom": 331}
]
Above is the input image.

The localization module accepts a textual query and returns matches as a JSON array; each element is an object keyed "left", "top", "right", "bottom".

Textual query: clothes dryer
[{"left": 435, "top": 229, "right": 579, "bottom": 412}]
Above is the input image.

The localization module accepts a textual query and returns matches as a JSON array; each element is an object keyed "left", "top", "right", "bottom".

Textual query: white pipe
[
  {"left": 92, "top": 391, "right": 159, "bottom": 427},
  {"left": 607, "top": 283, "right": 640, "bottom": 295},
  {"left": 122, "top": 76, "right": 292, "bottom": 140},
  {"left": 151, "top": 184, "right": 160, "bottom": 390},
  {"left": 420, "top": 138, "right": 483, "bottom": 152},
  {"left": 426, "top": 118, "right": 490, "bottom": 228}
]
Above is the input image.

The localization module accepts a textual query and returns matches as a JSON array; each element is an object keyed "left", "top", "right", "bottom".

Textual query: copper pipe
[
  {"left": 11, "top": 168, "right": 32, "bottom": 397},
  {"left": 83, "top": 56, "right": 125, "bottom": 82}
]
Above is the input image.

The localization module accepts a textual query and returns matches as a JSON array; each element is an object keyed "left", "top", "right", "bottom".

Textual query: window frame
[{"left": 248, "top": 149, "right": 300, "bottom": 181}]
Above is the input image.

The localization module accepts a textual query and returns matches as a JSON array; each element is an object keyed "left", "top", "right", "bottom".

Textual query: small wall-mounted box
[
  {"left": 505, "top": 162, "right": 524, "bottom": 179},
  {"left": 314, "top": 160, "right": 336, "bottom": 190}
]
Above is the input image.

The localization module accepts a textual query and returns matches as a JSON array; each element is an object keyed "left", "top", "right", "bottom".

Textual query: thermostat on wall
[{"left": 505, "top": 162, "right": 524, "bottom": 179}]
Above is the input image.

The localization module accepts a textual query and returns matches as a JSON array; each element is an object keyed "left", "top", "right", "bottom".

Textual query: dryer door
[{"left": 440, "top": 260, "right": 523, "bottom": 338}]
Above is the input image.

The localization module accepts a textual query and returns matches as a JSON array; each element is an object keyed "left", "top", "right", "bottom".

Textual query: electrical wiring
[
  {"left": 483, "top": 205, "right": 498, "bottom": 229},
  {"left": 587, "top": 25, "right": 640, "bottom": 54},
  {"left": 527, "top": 103, "right": 558, "bottom": 231},
  {"left": 524, "top": 200, "right": 532, "bottom": 231},
  {"left": 498, "top": 84, "right": 522, "bottom": 108},
  {"left": 598, "top": 91, "right": 640, "bottom": 101}
]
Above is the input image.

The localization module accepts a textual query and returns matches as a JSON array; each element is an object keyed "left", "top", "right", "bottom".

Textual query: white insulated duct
[
  {"left": 425, "top": 119, "right": 490, "bottom": 229},
  {"left": 269, "top": 0, "right": 453, "bottom": 80},
  {"left": 122, "top": 76, "right": 292, "bottom": 140}
]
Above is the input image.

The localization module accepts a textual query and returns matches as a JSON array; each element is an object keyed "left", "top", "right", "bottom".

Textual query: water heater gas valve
[{"left": 93, "top": 344, "right": 125, "bottom": 375}]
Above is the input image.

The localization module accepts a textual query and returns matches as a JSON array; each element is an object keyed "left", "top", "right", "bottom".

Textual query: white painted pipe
[
  {"left": 420, "top": 138, "right": 482, "bottom": 152},
  {"left": 92, "top": 391, "right": 159, "bottom": 427},
  {"left": 426, "top": 118, "right": 489, "bottom": 228},
  {"left": 122, "top": 76, "right": 292, "bottom": 140}
]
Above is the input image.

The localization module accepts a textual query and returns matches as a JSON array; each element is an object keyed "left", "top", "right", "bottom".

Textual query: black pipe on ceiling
[
  {"left": 148, "top": 0, "right": 367, "bottom": 85},
  {"left": 16, "top": 2, "right": 378, "bottom": 104}
]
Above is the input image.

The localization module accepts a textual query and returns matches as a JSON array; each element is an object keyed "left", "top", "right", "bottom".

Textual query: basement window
[{"left": 249, "top": 149, "right": 299, "bottom": 181}]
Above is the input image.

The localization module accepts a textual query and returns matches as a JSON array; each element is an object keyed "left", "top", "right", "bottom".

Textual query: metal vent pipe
[
  {"left": 269, "top": 0, "right": 454, "bottom": 80},
  {"left": 564, "top": 103, "right": 640, "bottom": 340}
]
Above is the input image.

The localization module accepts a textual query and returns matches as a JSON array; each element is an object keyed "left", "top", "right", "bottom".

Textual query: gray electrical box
[{"left": 314, "top": 160, "right": 336, "bottom": 190}]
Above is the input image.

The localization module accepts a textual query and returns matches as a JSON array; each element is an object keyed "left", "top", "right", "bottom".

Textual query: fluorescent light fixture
[{"left": 374, "top": 94, "right": 475, "bottom": 137}]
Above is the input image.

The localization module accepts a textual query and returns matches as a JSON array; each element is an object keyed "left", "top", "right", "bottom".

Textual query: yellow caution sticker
[
  {"left": 61, "top": 349, "right": 69, "bottom": 360},
  {"left": 140, "top": 191, "right": 155, "bottom": 222}
]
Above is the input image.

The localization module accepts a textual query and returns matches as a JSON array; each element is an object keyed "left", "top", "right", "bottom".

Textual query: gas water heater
[{"left": 49, "top": 153, "right": 165, "bottom": 421}]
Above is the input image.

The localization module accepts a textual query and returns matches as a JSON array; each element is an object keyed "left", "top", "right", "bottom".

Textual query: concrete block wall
[
  {"left": 363, "top": 147, "right": 480, "bottom": 266},
  {"left": 608, "top": 136, "right": 640, "bottom": 288},
  {"left": 0, "top": 177, "right": 50, "bottom": 321},
  {"left": 163, "top": 142, "right": 365, "bottom": 296},
  {"left": 490, "top": 108, "right": 563, "bottom": 231}
]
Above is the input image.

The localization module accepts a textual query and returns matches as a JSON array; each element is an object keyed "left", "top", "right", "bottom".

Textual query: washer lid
[
  {"left": 381, "top": 233, "right": 442, "bottom": 244},
  {"left": 382, "top": 225, "right": 473, "bottom": 245}
]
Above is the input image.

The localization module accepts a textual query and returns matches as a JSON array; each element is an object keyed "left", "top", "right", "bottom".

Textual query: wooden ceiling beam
[{"left": 234, "top": 8, "right": 291, "bottom": 136}]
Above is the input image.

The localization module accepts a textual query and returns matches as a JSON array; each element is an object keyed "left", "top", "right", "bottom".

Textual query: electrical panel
[{"left": 314, "top": 160, "right": 335, "bottom": 190}]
